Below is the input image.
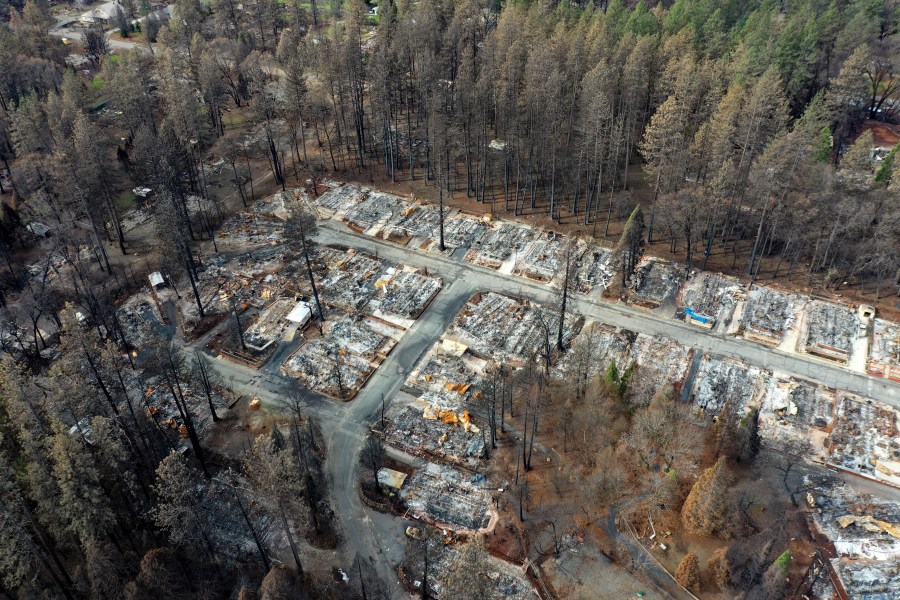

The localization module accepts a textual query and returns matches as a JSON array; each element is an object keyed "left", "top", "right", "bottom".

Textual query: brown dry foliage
[
  {"left": 681, "top": 456, "right": 732, "bottom": 536},
  {"left": 675, "top": 552, "right": 702, "bottom": 594},
  {"left": 706, "top": 547, "right": 733, "bottom": 591}
]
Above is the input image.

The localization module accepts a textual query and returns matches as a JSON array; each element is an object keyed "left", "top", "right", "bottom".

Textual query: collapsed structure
[
  {"left": 629, "top": 258, "right": 687, "bottom": 308},
  {"left": 678, "top": 272, "right": 743, "bottom": 330},
  {"left": 801, "top": 300, "right": 861, "bottom": 365},
  {"left": 868, "top": 319, "right": 900, "bottom": 381},
  {"left": 739, "top": 286, "right": 797, "bottom": 345},
  {"left": 806, "top": 483, "right": 900, "bottom": 599}
]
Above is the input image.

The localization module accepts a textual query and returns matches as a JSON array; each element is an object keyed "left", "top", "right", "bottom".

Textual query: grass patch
[
  {"left": 223, "top": 113, "right": 248, "bottom": 128},
  {"left": 106, "top": 54, "right": 121, "bottom": 63},
  {"left": 775, "top": 550, "right": 792, "bottom": 574},
  {"left": 90, "top": 75, "right": 105, "bottom": 91},
  {"left": 117, "top": 191, "right": 137, "bottom": 212}
]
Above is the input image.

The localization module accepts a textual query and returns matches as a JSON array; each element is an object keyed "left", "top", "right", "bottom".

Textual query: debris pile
[
  {"left": 366, "top": 267, "right": 442, "bottom": 328},
  {"left": 513, "top": 232, "right": 568, "bottom": 282},
  {"left": 142, "top": 379, "right": 229, "bottom": 448},
  {"left": 689, "top": 356, "right": 766, "bottom": 417},
  {"left": 629, "top": 258, "right": 686, "bottom": 308},
  {"left": 626, "top": 333, "right": 693, "bottom": 391},
  {"left": 242, "top": 298, "right": 295, "bottom": 352},
  {"left": 446, "top": 292, "right": 582, "bottom": 363},
  {"left": 379, "top": 394, "right": 486, "bottom": 468},
  {"left": 439, "top": 214, "right": 490, "bottom": 250},
  {"left": 117, "top": 291, "right": 165, "bottom": 348},
  {"left": 344, "top": 191, "right": 409, "bottom": 234},
  {"left": 573, "top": 246, "right": 616, "bottom": 293},
  {"left": 318, "top": 247, "right": 386, "bottom": 312},
  {"left": 829, "top": 394, "right": 900, "bottom": 486},
  {"left": 678, "top": 272, "right": 743, "bottom": 328},
  {"left": 807, "top": 482, "right": 900, "bottom": 599},
  {"left": 740, "top": 287, "right": 796, "bottom": 344},
  {"left": 313, "top": 183, "right": 367, "bottom": 217},
  {"left": 400, "top": 529, "right": 534, "bottom": 600},
  {"left": 868, "top": 319, "right": 900, "bottom": 381},
  {"left": 802, "top": 301, "right": 859, "bottom": 364},
  {"left": 465, "top": 223, "right": 537, "bottom": 269},
  {"left": 758, "top": 377, "right": 834, "bottom": 455},
  {"left": 281, "top": 316, "right": 401, "bottom": 398},
  {"left": 399, "top": 462, "right": 493, "bottom": 531},
  {"left": 381, "top": 203, "right": 441, "bottom": 243}
]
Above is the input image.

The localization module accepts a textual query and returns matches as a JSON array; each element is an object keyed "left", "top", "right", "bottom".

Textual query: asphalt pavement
[{"left": 194, "top": 218, "right": 899, "bottom": 598}]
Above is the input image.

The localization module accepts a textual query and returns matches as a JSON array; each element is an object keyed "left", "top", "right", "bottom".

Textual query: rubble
[
  {"left": 379, "top": 392, "right": 486, "bottom": 468},
  {"left": 629, "top": 258, "right": 686, "bottom": 308},
  {"left": 318, "top": 247, "right": 386, "bottom": 312},
  {"left": 806, "top": 482, "right": 900, "bottom": 599},
  {"left": 626, "top": 332, "right": 693, "bottom": 390},
  {"left": 381, "top": 203, "right": 442, "bottom": 244},
  {"left": 312, "top": 182, "right": 367, "bottom": 217},
  {"left": 217, "top": 208, "right": 286, "bottom": 249},
  {"left": 758, "top": 377, "right": 834, "bottom": 457},
  {"left": 678, "top": 272, "right": 743, "bottom": 328},
  {"left": 281, "top": 316, "right": 401, "bottom": 399},
  {"left": 399, "top": 462, "right": 494, "bottom": 531},
  {"left": 366, "top": 267, "right": 442, "bottom": 328},
  {"left": 740, "top": 286, "right": 796, "bottom": 344},
  {"left": 400, "top": 531, "right": 534, "bottom": 600},
  {"left": 439, "top": 214, "right": 490, "bottom": 250},
  {"left": 513, "top": 232, "right": 571, "bottom": 282},
  {"left": 464, "top": 222, "right": 537, "bottom": 270},
  {"left": 142, "top": 378, "right": 230, "bottom": 447},
  {"left": 573, "top": 246, "right": 616, "bottom": 293},
  {"left": 801, "top": 301, "right": 860, "bottom": 364},
  {"left": 868, "top": 319, "right": 900, "bottom": 381},
  {"left": 446, "top": 292, "right": 582, "bottom": 364},
  {"left": 242, "top": 298, "right": 296, "bottom": 353},
  {"left": 117, "top": 291, "right": 165, "bottom": 348},
  {"left": 688, "top": 355, "right": 767, "bottom": 417},
  {"left": 344, "top": 191, "right": 410, "bottom": 235},
  {"left": 553, "top": 322, "right": 636, "bottom": 382},
  {"left": 828, "top": 394, "right": 900, "bottom": 486}
]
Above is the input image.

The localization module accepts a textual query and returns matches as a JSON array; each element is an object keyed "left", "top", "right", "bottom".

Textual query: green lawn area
[{"left": 117, "top": 191, "right": 137, "bottom": 212}]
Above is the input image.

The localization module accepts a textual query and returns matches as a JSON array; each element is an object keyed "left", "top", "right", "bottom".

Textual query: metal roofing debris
[{"left": 149, "top": 271, "right": 165, "bottom": 287}]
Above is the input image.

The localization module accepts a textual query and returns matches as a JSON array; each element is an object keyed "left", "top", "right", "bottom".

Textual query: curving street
[{"left": 196, "top": 218, "right": 900, "bottom": 597}]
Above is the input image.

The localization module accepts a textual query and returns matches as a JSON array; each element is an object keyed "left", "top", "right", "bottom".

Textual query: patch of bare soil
[{"left": 204, "top": 395, "right": 284, "bottom": 459}]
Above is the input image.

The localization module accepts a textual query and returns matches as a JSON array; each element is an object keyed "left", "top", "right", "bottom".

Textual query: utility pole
[{"left": 231, "top": 296, "right": 246, "bottom": 351}]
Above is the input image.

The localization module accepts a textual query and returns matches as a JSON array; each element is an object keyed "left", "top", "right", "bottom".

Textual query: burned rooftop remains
[
  {"left": 399, "top": 462, "right": 494, "bottom": 532},
  {"left": 629, "top": 258, "right": 687, "bottom": 308},
  {"left": 678, "top": 272, "right": 743, "bottom": 329},
  {"left": 739, "top": 286, "right": 796, "bottom": 345},
  {"left": 465, "top": 222, "right": 537, "bottom": 270},
  {"left": 801, "top": 300, "right": 860, "bottom": 364},
  {"left": 445, "top": 292, "right": 582, "bottom": 363},
  {"left": 868, "top": 318, "right": 900, "bottom": 381}
]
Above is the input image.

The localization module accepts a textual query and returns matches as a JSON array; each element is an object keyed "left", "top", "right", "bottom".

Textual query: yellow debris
[{"left": 837, "top": 515, "right": 900, "bottom": 539}]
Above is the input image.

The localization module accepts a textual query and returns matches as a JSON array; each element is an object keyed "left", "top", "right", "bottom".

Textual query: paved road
[
  {"left": 316, "top": 220, "right": 899, "bottom": 407},
  {"left": 200, "top": 276, "right": 477, "bottom": 598},
  {"left": 196, "top": 217, "right": 898, "bottom": 598}
]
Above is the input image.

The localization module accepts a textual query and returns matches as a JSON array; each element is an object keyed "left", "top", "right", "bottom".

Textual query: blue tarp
[{"left": 685, "top": 308, "right": 710, "bottom": 324}]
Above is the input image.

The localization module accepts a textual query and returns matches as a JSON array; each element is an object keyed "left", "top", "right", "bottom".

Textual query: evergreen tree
[
  {"left": 681, "top": 455, "right": 732, "bottom": 536},
  {"left": 674, "top": 552, "right": 701, "bottom": 594}
]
